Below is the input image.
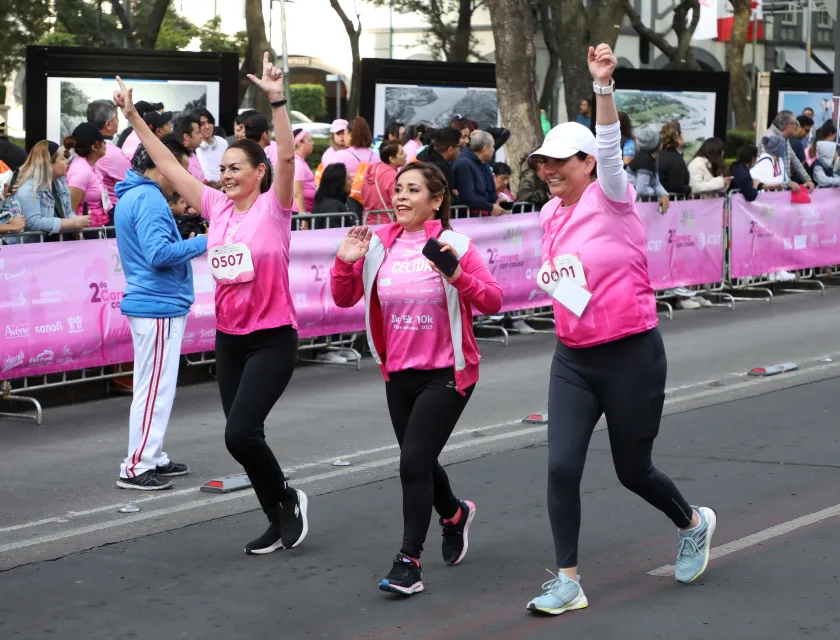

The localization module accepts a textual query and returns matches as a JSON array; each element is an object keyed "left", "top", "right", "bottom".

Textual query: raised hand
[
  {"left": 337, "top": 226, "right": 373, "bottom": 264},
  {"left": 113, "top": 76, "right": 136, "bottom": 119},
  {"left": 588, "top": 44, "right": 617, "bottom": 86},
  {"left": 246, "top": 52, "right": 285, "bottom": 101}
]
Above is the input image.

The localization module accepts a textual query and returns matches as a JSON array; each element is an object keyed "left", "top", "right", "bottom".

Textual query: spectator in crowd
[
  {"left": 65, "top": 122, "right": 111, "bottom": 227},
  {"left": 760, "top": 111, "right": 814, "bottom": 193},
  {"left": 194, "top": 108, "right": 228, "bottom": 183},
  {"left": 417, "top": 127, "right": 461, "bottom": 192},
  {"left": 330, "top": 117, "right": 380, "bottom": 205},
  {"left": 168, "top": 192, "right": 207, "bottom": 240},
  {"left": 363, "top": 140, "right": 405, "bottom": 225},
  {"left": 517, "top": 154, "right": 551, "bottom": 210},
  {"left": 228, "top": 109, "right": 258, "bottom": 145},
  {"left": 789, "top": 115, "right": 814, "bottom": 164},
  {"left": 802, "top": 107, "right": 814, "bottom": 119},
  {"left": 485, "top": 126, "right": 511, "bottom": 162},
  {"left": 293, "top": 128, "right": 316, "bottom": 215},
  {"left": 244, "top": 114, "right": 277, "bottom": 166},
  {"left": 540, "top": 108, "right": 551, "bottom": 136},
  {"left": 3, "top": 141, "right": 90, "bottom": 244},
  {"left": 386, "top": 121, "right": 405, "bottom": 142},
  {"left": 0, "top": 116, "right": 27, "bottom": 171},
  {"left": 807, "top": 120, "right": 836, "bottom": 165},
  {"left": 452, "top": 130, "right": 505, "bottom": 216},
  {"left": 416, "top": 127, "right": 437, "bottom": 158},
  {"left": 401, "top": 124, "right": 427, "bottom": 162},
  {"left": 665, "top": 119, "right": 686, "bottom": 150},
  {"left": 450, "top": 115, "right": 478, "bottom": 148},
  {"left": 626, "top": 125, "right": 670, "bottom": 212},
  {"left": 727, "top": 144, "right": 763, "bottom": 202},
  {"left": 87, "top": 99, "right": 131, "bottom": 209},
  {"left": 751, "top": 134, "right": 787, "bottom": 189},
  {"left": 311, "top": 162, "right": 352, "bottom": 230},
  {"left": 172, "top": 115, "right": 205, "bottom": 182},
  {"left": 657, "top": 122, "right": 691, "bottom": 195},
  {"left": 619, "top": 111, "right": 635, "bottom": 166},
  {"left": 492, "top": 162, "right": 514, "bottom": 203},
  {"left": 812, "top": 141, "right": 840, "bottom": 187},
  {"left": 575, "top": 98, "right": 592, "bottom": 129},
  {"left": 120, "top": 101, "right": 165, "bottom": 159},
  {"left": 320, "top": 119, "right": 349, "bottom": 167},
  {"left": 688, "top": 137, "right": 730, "bottom": 195}
]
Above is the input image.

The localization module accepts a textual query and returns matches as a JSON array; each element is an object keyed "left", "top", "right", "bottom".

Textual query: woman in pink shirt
[
  {"left": 330, "top": 117, "right": 380, "bottom": 204},
  {"left": 525, "top": 45, "right": 715, "bottom": 617},
  {"left": 64, "top": 122, "right": 111, "bottom": 227},
  {"left": 113, "top": 52, "right": 308, "bottom": 556},
  {"left": 319, "top": 119, "right": 349, "bottom": 168},
  {"left": 292, "top": 128, "right": 316, "bottom": 214},
  {"left": 361, "top": 140, "right": 406, "bottom": 225},
  {"left": 331, "top": 162, "right": 502, "bottom": 597}
]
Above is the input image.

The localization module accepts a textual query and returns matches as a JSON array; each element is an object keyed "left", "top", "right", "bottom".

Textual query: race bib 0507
[{"left": 209, "top": 243, "right": 255, "bottom": 285}]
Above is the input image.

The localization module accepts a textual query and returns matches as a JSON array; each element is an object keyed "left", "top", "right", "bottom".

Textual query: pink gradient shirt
[
  {"left": 378, "top": 229, "right": 454, "bottom": 373},
  {"left": 66, "top": 155, "right": 111, "bottom": 227},
  {"left": 540, "top": 180, "right": 658, "bottom": 348},
  {"left": 265, "top": 141, "right": 277, "bottom": 167},
  {"left": 293, "top": 153, "right": 316, "bottom": 212},
  {"left": 202, "top": 186, "right": 297, "bottom": 335},
  {"left": 121, "top": 131, "right": 141, "bottom": 162},
  {"left": 331, "top": 147, "right": 380, "bottom": 176},
  {"left": 98, "top": 140, "right": 130, "bottom": 206},
  {"left": 188, "top": 153, "right": 206, "bottom": 183}
]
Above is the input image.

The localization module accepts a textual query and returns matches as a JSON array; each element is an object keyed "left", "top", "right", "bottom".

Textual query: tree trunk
[
  {"left": 552, "top": 0, "right": 589, "bottom": 124},
  {"left": 621, "top": 0, "right": 701, "bottom": 70},
  {"left": 449, "top": 0, "right": 474, "bottom": 62},
  {"left": 108, "top": 0, "right": 136, "bottom": 48},
  {"left": 329, "top": 0, "right": 362, "bottom": 119},
  {"left": 138, "top": 0, "right": 172, "bottom": 50},
  {"left": 245, "top": 0, "right": 272, "bottom": 117},
  {"left": 728, "top": 0, "right": 752, "bottom": 129},
  {"left": 538, "top": 1, "right": 560, "bottom": 111},
  {"left": 488, "top": 0, "right": 542, "bottom": 192}
]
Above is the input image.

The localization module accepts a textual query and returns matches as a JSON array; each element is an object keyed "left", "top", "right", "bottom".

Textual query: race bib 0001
[{"left": 537, "top": 254, "right": 587, "bottom": 296}]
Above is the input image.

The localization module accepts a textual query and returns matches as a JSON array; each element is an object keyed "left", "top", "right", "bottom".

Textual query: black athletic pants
[
  {"left": 385, "top": 368, "right": 474, "bottom": 559},
  {"left": 216, "top": 326, "right": 298, "bottom": 516},
  {"left": 546, "top": 328, "right": 693, "bottom": 568}
]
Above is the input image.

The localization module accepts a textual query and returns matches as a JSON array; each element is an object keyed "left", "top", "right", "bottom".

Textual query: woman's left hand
[
  {"left": 429, "top": 242, "right": 462, "bottom": 283},
  {"left": 588, "top": 44, "right": 617, "bottom": 86},
  {"left": 246, "top": 51, "right": 285, "bottom": 102}
]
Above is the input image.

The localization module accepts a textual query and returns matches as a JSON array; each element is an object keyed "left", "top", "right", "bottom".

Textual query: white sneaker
[
  {"left": 512, "top": 319, "right": 536, "bottom": 333},
  {"left": 314, "top": 352, "right": 348, "bottom": 364},
  {"left": 672, "top": 287, "right": 695, "bottom": 297},
  {"left": 333, "top": 349, "right": 359, "bottom": 361},
  {"left": 774, "top": 270, "right": 796, "bottom": 282},
  {"left": 677, "top": 299, "right": 701, "bottom": 310},
  {"left": 695, "top": 296, "right": 712, "bottom": 307}
]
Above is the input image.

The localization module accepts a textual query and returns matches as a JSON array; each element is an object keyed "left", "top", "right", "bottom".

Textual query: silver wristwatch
[{"left": 592, "top": 80, "right": 615, "bottom": 95}]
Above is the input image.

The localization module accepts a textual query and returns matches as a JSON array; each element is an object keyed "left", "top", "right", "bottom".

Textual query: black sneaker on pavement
[
  {"left": 116, "top": 470, "right": 174, "bottom": 491},
  {"left": 156, "top": 461, "right": 189, "bottom": 477},
  {"left": 440, "top": 500, "right": 476, "bottom": 566},
  {"left": 379, "top": 553, "right": 424, "bottom": 595},
  {"left": 245, "top": 522, "right": 284, "bottom": 555},
  {"left": 279, "top": 488, "right": 309, "bottom": 548}
]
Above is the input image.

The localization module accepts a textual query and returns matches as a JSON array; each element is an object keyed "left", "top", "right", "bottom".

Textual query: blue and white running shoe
[
  {"left": 675, "top": 506, "right": 717, "bottom": 584},
  {"left": 527, "top": 570, "right": 588, "bottom": 615}
]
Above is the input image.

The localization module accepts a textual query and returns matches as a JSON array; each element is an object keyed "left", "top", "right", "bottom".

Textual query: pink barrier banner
[
  {"left": 637, "top": 198, "right": 725, "bottom": 290},
  {"left": 730, "top": 189, "right": 840, "bottom": 279}
]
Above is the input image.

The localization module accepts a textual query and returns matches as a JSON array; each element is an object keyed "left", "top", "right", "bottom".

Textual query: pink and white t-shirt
[
  {"left": 66, "top": 155, "right": 111, "bottom": 227},
  {"left": 202, "top": 186, "right": 297, "bottom": 335},
  {"left": 97, "top": 141, "right": 130, "bottom": 206},
  {"left": 402, "top": 139, "right": 421, "bottom": 162},
  {"left": 377, "top": 229, "right": 454, "bottom": 373},
  {"left": 188, "top": 153, "right": 206, "bottom": 183},
  {"left": 331, "top": 147, "right": 380, "bottom": 176},
  {"left": 264, "top": 141, "right": 277, "bottom": 167},
  {"left": 293, "top": 154, "right": 316, "bottom": 212},
  {"left": 320, "top": 146, "right": 340, "bottom": 167},
  {"left": 540, "top": 180, "right": 657, "bottom": 348},
  {"left": 121, "top": 131, "right": 141, "bottom": 162}
]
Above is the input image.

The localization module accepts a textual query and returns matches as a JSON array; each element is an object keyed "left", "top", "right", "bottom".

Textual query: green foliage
[
  {"left": 0, "top": 85, "right": 6, "bottom": 105},
  {"left": 725, "top": 129, "right": 756, "bottom": 158},
  {"left": 53, "top": 0, "right": 124, "bottom": 48},
  {"left": 9, "top": 137, "right": 25, "bottom": 149},
  {"left": 306, "top": 138, "right": 333, "bottom": 171},
  {"left": 38, "top": 23, "right": 80, "bottom": 47},
  {"left": 155, "top": 6, "right": 198, "bottom": 51},
  {"left": 290, "top": 84, "right": 327, "bottom": 120},
  {"left": 0, "top": 0, "right": 52, "bottom": 81},
  {"left": 198, "top": 17, "right": 247, "bottom": 58}
]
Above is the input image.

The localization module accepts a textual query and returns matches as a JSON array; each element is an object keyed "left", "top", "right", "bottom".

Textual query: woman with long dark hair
[
  {"left": 331, "top": 161, "right": 502, "bottom": 596},
  {"left": 311, "top": 162, "right": 351, "bottom": 229},
  {"left": 688, "top": 137, "right": 730, "bottom": 194}
]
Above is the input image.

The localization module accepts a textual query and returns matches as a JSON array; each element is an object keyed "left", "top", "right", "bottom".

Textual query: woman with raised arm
[
  {"left": 525, "top": 44, "right": 716, "bottom": 616},
  {"left": 113, "top": 52, "right": 308, "bottom": 555}
]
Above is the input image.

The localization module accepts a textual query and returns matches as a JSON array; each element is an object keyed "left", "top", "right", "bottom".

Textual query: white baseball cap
[{"left": 532, "top": 122, "right": 597, "bottom": 159}]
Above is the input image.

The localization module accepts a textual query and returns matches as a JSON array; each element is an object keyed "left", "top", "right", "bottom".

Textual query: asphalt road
[{"left": 1, "top": 289, "right": 840, "bottom": 638}]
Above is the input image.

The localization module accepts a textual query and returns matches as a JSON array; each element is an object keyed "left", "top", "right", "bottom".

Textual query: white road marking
[{"left": 649, "top": 502, "right": 840, "bottom": 576}]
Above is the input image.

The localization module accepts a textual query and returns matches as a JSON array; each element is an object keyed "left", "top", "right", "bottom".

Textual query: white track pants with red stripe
[{"left": 120, "top": 316, "right": 186, "bottom": 479}]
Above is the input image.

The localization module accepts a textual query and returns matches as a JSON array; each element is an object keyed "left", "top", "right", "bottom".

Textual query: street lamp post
[{"left": 280, "top": 0, "right": 291, "bottom": 111}]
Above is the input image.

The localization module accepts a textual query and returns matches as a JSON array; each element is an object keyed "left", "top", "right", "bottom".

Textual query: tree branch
[
  {"left": 672, "top": 0, "right": 700, "bottom": 68},
  {"left": 620, "top": 0, "right": 675, "bottom": 58},
  {"left": 108, "top": 0, "right": 136, "bottom": 47},
  {"left": 138, "top": 0, "right": 172, "bottom": 49},
  {"left": 330, "top": 0, "right": 360, "bottom": 38}
]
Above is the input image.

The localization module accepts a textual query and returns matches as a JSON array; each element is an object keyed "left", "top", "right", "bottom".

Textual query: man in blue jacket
[
  {"left": 114, "top": 137, "right": 208, "bottom": 491},
  {"left": 451, "top": 130, "right": 505, "bottom": 216}
]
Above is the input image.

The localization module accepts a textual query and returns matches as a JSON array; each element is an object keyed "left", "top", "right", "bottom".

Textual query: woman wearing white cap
[
  {"left": 526, "top": 44, "right": 716, "bottom": 616},
  {"left": 320, "top": 119, "right": 349, "bottom": 167}
]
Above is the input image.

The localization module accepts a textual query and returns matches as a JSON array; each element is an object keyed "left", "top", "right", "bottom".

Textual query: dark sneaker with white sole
[
  {"left": 156, "top": 461, "right": 189, "bottom": 477},
  {"left": 116, "top": 470, "right": 173, "bottom": 491},
  {"left": 441, "top": 499, "right": 477, "bottom": 566},
  {"left": 245, "top": 522, "right": 284, "bottom": 555},
  {"left": 379, "top": 553, "right": 424, "bottom": 596},
  {"left": 279, "top": 488, "right": 309, "bottom": 548}
]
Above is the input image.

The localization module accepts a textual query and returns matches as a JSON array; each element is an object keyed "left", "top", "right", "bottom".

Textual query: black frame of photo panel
[
  {"left": 25, "top": 46, "right": 240, "bottom": 151},
  {"left": 595, "top": 68, "right": 730, "bottom": 143},
  {"left": 767, "top": 72, "right": 833, "bottom": 127},
  {"left": 358, "top": 57, "right": 497, "bottom": 131}
]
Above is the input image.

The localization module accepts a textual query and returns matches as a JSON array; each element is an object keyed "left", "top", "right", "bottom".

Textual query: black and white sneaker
[
  {"left": 441, "top": 500, "right": 476, "bottom": 566},
  {"left": 379, "top": 554, "right": 424, "bottom": 596},
  {"left": 279, "top": 488, "right": 309, "bottom": 548},
  {"left": 156, "top": 461, "right": 189, "bottom": 477},
  {"left": 245, "top": 522, "right": 284, "bottom": 555},
  {"left": 116, "top": 470, "right": 174, "bottom": 491}
]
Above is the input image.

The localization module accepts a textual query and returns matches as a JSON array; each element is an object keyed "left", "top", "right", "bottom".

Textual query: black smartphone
[
  {"left": 422, "top": 237, "right": 460, "bottom": 277},
  {"left": 499, "top": 200, "right": 514, "bottom": 211},
  {"left": 7, "top": 169, "right": 19, "bottom": 193}
]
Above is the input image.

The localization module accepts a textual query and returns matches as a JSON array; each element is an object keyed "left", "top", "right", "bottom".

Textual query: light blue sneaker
[
  {"left": 526, "top": 570, "right": 588, "bottom": 615},
  {"left": 675, "top": 506, "right": 717, "bottom": 584}
]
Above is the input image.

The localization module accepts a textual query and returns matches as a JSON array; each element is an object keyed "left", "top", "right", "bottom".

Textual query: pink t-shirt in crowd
[
  {"left": 377, "top": 229, "right": 454, "bottom": 373},
  {"left": 540, "top": 181, "right": 657, "bottom": 348},
  {"left": 121, "top": 131, "right": 141, "bottom": 162},
  {"left": 331, "top": 147, "right": 380, "bottom": 176},
  {"left": 293, "top": 154, "right": 316, "bottom": 212},
  {"left": 188, "top": 153, "right": 206, "bottom": 183},
  {"left": 320, "top": 146, "right": 340, "bottom": 167},
  {"left": 66, "top": 155, "right": 111, "bottom": 227},
  {"left": 402, "top": 139, "right": 421, "bottom": 162},
  {"left": 264, "top": 141, "right": 277, "bottom": 167},
  {"left": 97, "top": 140, "right": 130, "bottom": 206},
  {"left": 202, "top": 186, "right": 297, "bottom": 335}
]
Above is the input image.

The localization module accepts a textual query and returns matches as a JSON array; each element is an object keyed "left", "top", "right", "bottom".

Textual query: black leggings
[
  {"left": 216, "top": 326, "right": 298, "bottom": 515},
  {"left": 385, "top": 368, "right": 474, "bottom": 559},
  {"left": 546, "top": 328, "right": 692, "bottom": 568}
]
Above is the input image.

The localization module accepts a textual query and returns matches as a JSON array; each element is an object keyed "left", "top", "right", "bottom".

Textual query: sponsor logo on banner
[
  {"left": 200, "top": 328, "right": 216, "bottom": 340},
  {"left": 647, "top": 239, "right": 663, "bottom": 253},
  {"left": 0, "top": 294, "right": 27, "bottom": 310},
  {"left": 29, "top": 349, "right": 55, "bottom": 366},
  {"left": 5, "top": 323, "right": 29, "bottom": 339},
  {"left": 502, "top": 226, "right": 523, "bottom": 245},
  {"left": 34, "top": 321, "right": 63, "bottom": 335},
  {"left": 67, "top": 316, "right": 83, "bottom": 334},
  {"left": 32, "top": 291, "right": 63, "bottom": 305},
  {"left": 679, "top": 211, "right": 695, "bottom": 228},
  {"left": 3, "top": 351, "right": 25, "bottom": 372},
  {"left": 821, "top": 234, "right": 837, "bottom": 246},
  {"left": 0, "top": 259, "right": 26, "bottom": 281},
  {"left": 183, "top": 332, "right": 196, "bottom": 345},
  {"left": 89, "top": 281, "right": 123, "bottom": 309},
  {"left": 56, "top": 346, "right": 73, "bottom": 364}
]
